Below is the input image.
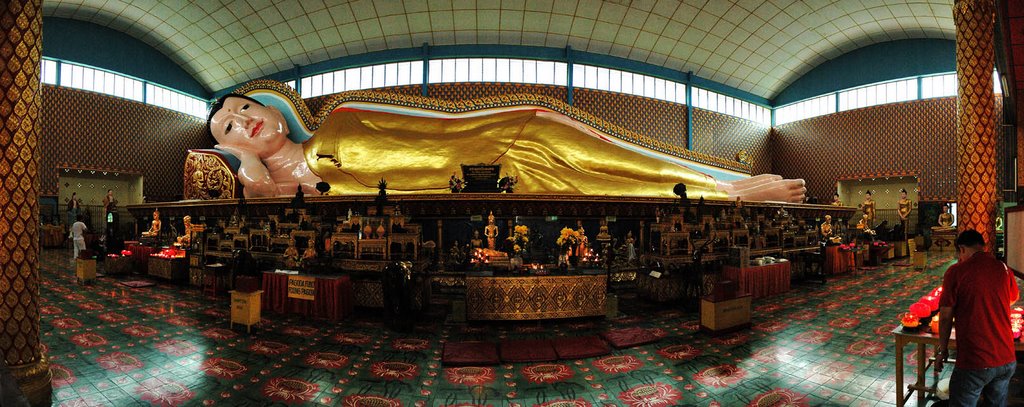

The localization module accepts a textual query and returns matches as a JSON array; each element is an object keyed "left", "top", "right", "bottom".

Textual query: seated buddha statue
[
  {"left": 206, "top": 85, "right": 807, "bottom": 202},
  {"left": 283, "top": 244, "right": 300, "bottom": 269},
  {"left": 932, "top": 205, "right": 955, "bottom": 232},
  {"left": 175, "top": 215, "right": 193, "bottom": 247},
  {"left": 142, "top": 210, "right": 161, "bottom": 237},
  {"left": 820, "top": 215, "right": 833, "bottom": 237}
]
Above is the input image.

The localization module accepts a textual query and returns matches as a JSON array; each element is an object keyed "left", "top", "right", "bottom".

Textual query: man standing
[
  {"left": 936, "top": 229, "right": 1019, "bottom": 406},
  {"left": 70, "top": 215, "right": 87, "bottom": 260}
]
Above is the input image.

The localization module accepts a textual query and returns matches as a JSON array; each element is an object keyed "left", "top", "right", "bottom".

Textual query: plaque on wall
[{"left": 461, "top": 164, "right": 501, "bottom": 193}]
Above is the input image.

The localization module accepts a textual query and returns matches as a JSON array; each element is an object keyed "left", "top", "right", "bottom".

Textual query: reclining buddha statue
[{"left": 203, "top": 81, "right": 805, "bottom": 202}]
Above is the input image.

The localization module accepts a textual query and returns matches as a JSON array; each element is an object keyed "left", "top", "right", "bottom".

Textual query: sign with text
[
  {"left": 287, "top": 275, "right": 315, "bottom": 301},
  {"left": 461, "top": 164, "right": 501, "bottom": 192}
]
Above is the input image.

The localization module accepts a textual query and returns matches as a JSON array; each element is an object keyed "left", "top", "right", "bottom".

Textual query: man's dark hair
[
  {"left": 207, "top": 94, "right": 266, "bottom": 132},
  {"left": 955, "top": 229, "right": 985, "bottom": 248},
  {"left": 75, "top": 215, "right": 82, "bottom": 222}
]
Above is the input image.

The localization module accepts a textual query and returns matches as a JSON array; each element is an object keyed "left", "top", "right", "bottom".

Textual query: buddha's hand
[{"left": 216, "top": 144, "right": 278, "bottom": 197}]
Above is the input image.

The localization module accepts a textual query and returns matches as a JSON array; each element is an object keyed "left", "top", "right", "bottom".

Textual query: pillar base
[{"left": 10, "top": 356, "right": 51, "bottom": 407}]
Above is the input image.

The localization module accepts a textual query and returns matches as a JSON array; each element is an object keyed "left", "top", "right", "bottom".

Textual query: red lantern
[{"left": 909, "top": 302, "right": 931, "bottom": 318}]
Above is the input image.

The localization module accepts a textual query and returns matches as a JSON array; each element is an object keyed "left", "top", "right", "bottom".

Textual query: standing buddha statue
[{"left": 484, "top": 212, "right": 499, "bottom": 250}]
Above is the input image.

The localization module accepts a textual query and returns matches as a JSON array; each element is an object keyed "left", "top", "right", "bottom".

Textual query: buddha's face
[
  {"left": 209, "top": 96, "right": 290, "bottom": 158},
  {"left": 153, "top": 212, "right": 160, "bottom": 220},
  {"left": 825, "top": 215, "right": 831, "bottom": 222}
]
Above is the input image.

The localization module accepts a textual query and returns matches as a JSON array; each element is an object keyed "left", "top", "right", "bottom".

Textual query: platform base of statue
[
  {"left": 76, "top": 259, "right": 96, "bottom": 285},
  {"left": 104, "top": 256, "right": 133, "bottom": 276},
  {"left": 465, "top": 272, "right": 606, "bottom": 320},
  {"left": 352, "top": 276, "right": 430, "bottom": 310},
  {"left": 148, "top": 257, "right": 188, "bottom": 282},
  {"left": 700, "top": 294, "right": 751, "bottom": 335},
  {"left": 931, "top": 231, "right": 956, "bottom": 252}
]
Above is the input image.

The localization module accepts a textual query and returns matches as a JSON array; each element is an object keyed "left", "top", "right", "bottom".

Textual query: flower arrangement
[
  {"left": 838, "top": 243, "right": 856, "bottom": 251},
  {"left": 507, "top": 224, "right": 530, "bottom": 254},
  {"left": 556, "top": 227, "right": 582, "bottom": 251},
  {"left": 871, "top": 241, "right": 889, "bottom": 247}
]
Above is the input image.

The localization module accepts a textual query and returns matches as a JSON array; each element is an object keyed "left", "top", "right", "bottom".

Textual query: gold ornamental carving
[
  {"left": 0, "top": 0, "right": 51, "bottom": 404},
  {"left": 465, "top": 274, "right": 607, "bottom": 320},
  {"left": 954, "top": 0, "right": 998, "bottom": 250},
  {"left": 183, "top": 151, "right": 236, "bottom": 200}
]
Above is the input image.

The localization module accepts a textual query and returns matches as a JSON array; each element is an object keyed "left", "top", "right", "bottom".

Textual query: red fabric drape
[
  {"left": 723, "top": 262, "right": 791, "bottom": 299},
  {"left": 126, "top": 243, "right": 155, "bottom": 275},
  {"left": 825, "top": 246, "right": 854, "bottom": 275},
  {"left": 261, "top": 272, "right": 354, "bottom": 321}
]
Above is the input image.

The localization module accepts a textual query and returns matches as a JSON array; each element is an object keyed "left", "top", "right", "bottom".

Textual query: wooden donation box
[
  {"left": 465, "top": 273, "right": 606, "bottom": 320},
  {"left": 76, "top": 258, "right": 96, "bottom": 285},
  {"left": 230, "top": 290, "right": 263, "bottom": 333},
  {"left": 701, "top": 295, "right": 751, "bottom": 334}
]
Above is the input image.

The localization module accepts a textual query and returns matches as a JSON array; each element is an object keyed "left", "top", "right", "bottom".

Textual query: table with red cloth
[
  {"left": 824, "top": 245, "right": 854, "bottom": 275},
  {"left": 125, "top": 242, "right": 156, "bottom": 275},
  {"left": 261, "top": 272, "right": 354, "bottom": 321},
  {"left": 722, "top": 262, "right": 791, "bottom": 299}
]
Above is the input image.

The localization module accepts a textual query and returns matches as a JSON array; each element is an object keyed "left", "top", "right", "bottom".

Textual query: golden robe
[{"left": 304, "top": 108, "right": 725, "bottom": 199}]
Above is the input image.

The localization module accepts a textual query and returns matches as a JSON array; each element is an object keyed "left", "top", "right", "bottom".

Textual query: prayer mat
[
  {"left": 600, "top": 327, "right": 661, "bottom": 349},
  {"left": 499, "top": 339, "right": 557, "bottom": 363},
  {"left": 441, "top": 341, "right": 499, "bottom": 366},
  {"left": 552, "top": 336, "right": 611, "bottom": 360},
  {"left": 119, "top": 280, "right": 156, "bottom": 288}
]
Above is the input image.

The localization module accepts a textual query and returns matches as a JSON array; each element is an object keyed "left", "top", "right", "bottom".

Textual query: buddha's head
[
  {"left": 900, "top": 188, "right": 907, "bottom": 199},
  {"left": 208, "top": 94, "right": 290, "bottom": 159},
  {"left": 153, "top": 210, "right": 160, "bottom": 220},
  {"left": 825, "top": 215, "right": 832, "bottom": 222}
]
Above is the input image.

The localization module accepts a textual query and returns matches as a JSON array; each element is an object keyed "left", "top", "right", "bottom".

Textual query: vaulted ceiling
[{"left": 43, "top": 0, "right": 956, "bottom": 99}]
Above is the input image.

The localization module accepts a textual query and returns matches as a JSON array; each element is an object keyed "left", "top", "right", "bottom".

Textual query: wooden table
[
  {"left": 261, "top": 272, "right": 354, "bottom": 321},
  {"left": 892, "top": 326, "right": 1024, "bottom": 406}
]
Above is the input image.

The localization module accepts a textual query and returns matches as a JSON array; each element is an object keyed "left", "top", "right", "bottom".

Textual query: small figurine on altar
[
  {"left": 831, "top": 193, "right": 843, "bottom": 207},
  {"left": 596, "top": 219, "right": 611, "bottom": 241},
  {"left": 283, "top": 243, "right": 300, "bottom": 269},
  {"left": 820, "top": 215, "right": 833, "bottom": 238},
  {"left": 175, "top": 215, "right": 193, "bottom": 247},
  {"left": 933, "top": 204, "right": 955, "bottom": 232},
  {"left": 142, "top": 209, "right": 162, "bottom": 237},
  {"left": 302, "top": 246, "right": 317, "bottom": 266},
  {"left": 575, "top": 220, "right": 589, "bottom": 257},
  {"left": 449, "top": 173, "right": 465, "bottom": 193},
  {"left": 624, "top": 231, "right": 637, "bottom": 263},
  {"left": 484, "top": 212, "right": 499, "bottom": 250},
  {"left": 470, "top": 230, "right": 483, "bottom": 249},
  {"left": 860, "top": 190, "right": 876, "bottom": 224},
  {"left": 856, "top": 214, "right": 869, "bottom": 230},
  {"left": 897, "top": 189, "right": 913, "bottom": 224}
]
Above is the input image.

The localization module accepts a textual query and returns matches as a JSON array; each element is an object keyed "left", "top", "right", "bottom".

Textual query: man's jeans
[{"left": 949, "top": 361, "right": 1016, "bottom": 407}]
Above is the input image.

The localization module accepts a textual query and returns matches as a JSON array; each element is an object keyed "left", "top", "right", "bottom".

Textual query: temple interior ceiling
[{"left": 43, "top": 0, "right": 955, "bottom": 97}]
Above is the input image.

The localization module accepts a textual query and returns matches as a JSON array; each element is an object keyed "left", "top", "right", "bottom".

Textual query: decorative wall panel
[
  {"left": 772, "top": 97, "right": 1006, "bottom": 202},
  {"left": 691, "top": 108, "right": 772, "bottom": 176},
  {"left": 573, "top": 88, "right": 688, "bottom": 150},
  {"left": 40, "top": 86, "right": 211, "bottom": 201}
]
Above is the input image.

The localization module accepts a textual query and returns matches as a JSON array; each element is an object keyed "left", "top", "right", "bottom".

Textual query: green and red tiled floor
[{"left": 38, "top": 249, "right": 997, "bottom": 406}]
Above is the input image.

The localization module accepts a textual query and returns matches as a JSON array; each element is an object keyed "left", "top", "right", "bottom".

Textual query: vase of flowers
[{"left": 556, "top": 227, "right": 582, "bottom": 269}]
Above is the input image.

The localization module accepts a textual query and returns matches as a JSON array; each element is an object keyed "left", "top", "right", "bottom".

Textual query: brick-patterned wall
[
  {"left": 772, "top": 97, "right": 1006, "bottom": 202},
  {"left": 691, "top": 107, "right": 772, "bottom": 175},
  {"left": 41, "top": 86, "right": 211, "bottom": 201},
  {"left": 572, "top": 88, "right": 688, "bottom": 149}
]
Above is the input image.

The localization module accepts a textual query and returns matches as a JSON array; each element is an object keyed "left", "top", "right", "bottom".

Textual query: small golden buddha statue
[
  {"left": 576, "top": 220, "right": 588, "bottom": 257},
  {"left": 484, "top": 211, "right": 499, "bottom": 250},
  {"left": 820, "top": 215, "right": 833, "bottom": 237},
  {"left": 175, "top": 215, "right": 193, "bottom": 247},
  {"left": 596, "top": 219, "right": 611, "bottom": 241},
  {"left": 860, "top": 190, "right": 876, "bottom": 224},
  {"left": 856, "top": 214, "right": 870, "bottom": 230},
  {"left": 831, "top": 193, "right": 843, "bottom": 207},
  {"left": 932, "top": 205, "right": 955, "bottom": 232},
  {"left": 283, "top": 244, "right": 300, "bottom": 268},
  {"left": 302, "top": 246, "right": 317, "bottom": 262},
  {"left": 142, "top": 209, "right": 162, "bottom": 237}
]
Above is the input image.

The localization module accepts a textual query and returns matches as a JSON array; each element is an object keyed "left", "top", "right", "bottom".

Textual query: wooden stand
[
  {"left": 700, "top": 294, "right": 751, "bottom": 335},
  {"left": 230, "top": 290, "right": 263, "bottom": 333},
  {"left": 76, "top": 259, "right": 96, "bottom": 285},
  {"left": 913, "top": 252, "right": 927, "bottom": 270},
  {"left": 149, "top": 257, "right": 188, "bottom": 282}
]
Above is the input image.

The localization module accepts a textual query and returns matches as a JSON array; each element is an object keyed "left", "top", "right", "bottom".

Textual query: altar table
[
  {"left": 465, "top": 273, "right": 606, "bottom": 320},
  {"left": 261, "top": 272, "right": 354, "bottom": 321},
  {"left": 824, "top": 245, "right": 853, "bottom": 275},
  {"left": 125, "top": 242, "right": 155, "bottom": 274},
  {"left": 892, "top": 327, "right": 1024, "bottom": 406},
  {"left": 722, "top": 262, "right": 791, "bottom": 299}
]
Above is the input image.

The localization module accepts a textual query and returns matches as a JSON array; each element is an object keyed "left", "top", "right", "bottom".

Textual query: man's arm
[{"left": 936, "top": 305, "right": 954, "bottom": 372}]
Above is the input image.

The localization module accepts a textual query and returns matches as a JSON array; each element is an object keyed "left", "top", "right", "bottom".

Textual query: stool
[{"left": 203, "top": 263, "right": 226, "bottom": 296}]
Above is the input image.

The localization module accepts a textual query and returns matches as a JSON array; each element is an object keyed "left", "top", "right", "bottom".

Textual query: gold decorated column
[
  {"left": 0, "top": 0, "right": 51, "bottom": 405},
  {"left": 954, "top": 0, "right": 998, "bottom": 250}
]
